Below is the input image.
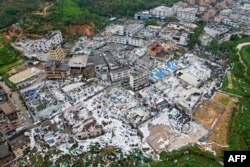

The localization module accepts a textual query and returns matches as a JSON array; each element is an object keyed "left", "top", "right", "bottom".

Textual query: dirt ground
[
  {"left": 65, "top": 25, "right": 94, "bottom": 37},
  {"left": 193, "top": 100, "right": 225, "bottom": 130},
  {"left": 201, "top": 92, "right": 236, "bottom": 153}
]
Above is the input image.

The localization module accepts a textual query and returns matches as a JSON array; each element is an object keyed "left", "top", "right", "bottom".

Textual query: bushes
[{"left": 188, "top": 21, "right": 204, "bottom": 49}]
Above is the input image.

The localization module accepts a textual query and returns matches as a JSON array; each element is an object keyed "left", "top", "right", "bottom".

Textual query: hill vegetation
[
  {"left": 1, "top": 0, "right": 182, "bottom": 35},
  {"left": 0, "top": 0, "right": 49, "bottom": 29}
]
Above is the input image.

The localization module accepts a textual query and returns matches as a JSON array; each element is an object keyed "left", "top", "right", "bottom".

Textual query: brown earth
[
  {"left": 205, "top": 93, "right": 236, "bottom": 153},
  {"left": 65, "top": 25, "right": 94, "bottom": 37},
  {"left": 193, "top": 100, "right": 225, "bottom": 130}
]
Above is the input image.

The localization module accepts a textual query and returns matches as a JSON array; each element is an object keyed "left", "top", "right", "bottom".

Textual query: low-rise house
[
  {"left": 134, "top": 11, "right": 150, "bottom": 20},
  {"left": 9, "top": 67, "right": 42, "bottom": 89}
]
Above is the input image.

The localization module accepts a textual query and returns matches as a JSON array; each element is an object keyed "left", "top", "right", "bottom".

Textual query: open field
[{"left": 0, "top": 36, "right": 22, "bottom": 75}]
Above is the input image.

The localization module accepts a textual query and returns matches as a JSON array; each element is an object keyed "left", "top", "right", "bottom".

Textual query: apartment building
[
  {"left": 33, "top": 30, "right": 63, "bottom": 52},
  {"left": 112, "top": 36, "right": 145, "bottom": 47},
  {"left": 177, "top": 8, "right": 198, "bottom": 22},
  {"left": 150, "top": 6, "right": 175, "bottom": 19},
  {"left": 110, "top": 66, "right": 131, "bottom": 82},
  {"left": 129, "top": 71, "right": 150, "bottom": 91},
  {"left": 45, "top": 61, "right": 71, "bottom": 79},
  {"left": 47, "top": 45, "right": 66, "bottom": 62},
  {"left": 125, "top": 24, "right": 144, "bottom": 37}
]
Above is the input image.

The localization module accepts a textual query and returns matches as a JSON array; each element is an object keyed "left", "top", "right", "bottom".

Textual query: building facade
[
  {"left": 47, "top": 45, "right": 66, "bottom": 62},
  {"left": 129, "top": 72, "right": 150, "bottom": 91},
  {"left": 110, "top": 67, "right": 131, "bottom": 82}
]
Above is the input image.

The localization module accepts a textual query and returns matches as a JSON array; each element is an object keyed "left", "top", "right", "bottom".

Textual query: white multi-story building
[
  {"left": 32, "top": 30, "right": 63, "bottom": 52},
  {"left": 128, "top": 38, "right": 145, "bottom": 47},
  {"left": 129, "top": 71, "right": 149, "bottom": 91},
  {"left": 220, "top": 9, "right": 233, "bottom": 16},
  {"left": 110, "top": 66, "right": 131, "bottom": 82},
  {"left": 222, "top": 18, "right": 239, "bottom": 28},
  {"left": 177, "top": 8, "right": 198, "bottom": 22},
  {"left": 112, "top": 36, "right": 145, "bottom": 47},
  {"left": 125, "top": 24, "right": 144, "bottom": 37},
  {"left": 62, "top": 83, "right": 97, "bottom": 101},
  {"left": 112, "top": 36, "right": 127, "bottom": 45},
  {"left": 150, "top": 6, "right": 175, "bottom": 19}
]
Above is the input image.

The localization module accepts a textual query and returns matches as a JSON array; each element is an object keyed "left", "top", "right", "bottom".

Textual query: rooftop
[
  {"left": 68, "top": 55, "right": 89, "bottom": 68},
  {"left": 9, "top": 67, "right": 42, "bottom": 84}
]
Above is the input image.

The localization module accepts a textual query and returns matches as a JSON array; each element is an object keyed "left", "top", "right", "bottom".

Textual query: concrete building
[
  {"left": 177, "top": 8, "right": 198, "bottom": 22},
  {"left": 110, "top": 66, "right": 131, "bottom": 82},
  {"left": 33, "top": 30, "right": 63, "bottom": 52},
  {"left": 9, "top": 133, "right": 30, "bottom": 157},
  {"left": 125, "top": 24, "right": 144, "bottom": 37},
  {"left": 9, "top": 67, "right": 42, "bottom": 89},
  {"left": 130, "top": 71, "right": 149, "bottom": 91},
  {"left": 68, "top": 54, "right": 89, "bottom": 69},
  {"left": 62, "top": 83, "right": 97, "bottom": 100},
  {"left": 45, "top": 61, "right": 71, "bottom": 79},
  {"left": 112, "top": 36, "right": 145, "bottom": 47},
  {"left": 47, "top": 45, "right": 66, "bottom": 62},
  {"left": 150, "top": 6, "right": 175, "bottom": 19},
  {"left": 222, "top": 18, "right": 239, "bottom": 28},
  {"left": 202, "top": 9, "right": 217, "bottom": 21},
  {"left": 220, "top": 9, "right": 233, "bottom": 16},
  {"left": 134, "top": 11, "right": 150, "bottom": 20},
  {"left": 87, "top": 53, "right": 109, "bottom": 80},
  {"left": 116, "top": 21, "right": 125, "bottom": 36},
  {"left": 0, "top": 88, "right": 22, "bottom": 136}
]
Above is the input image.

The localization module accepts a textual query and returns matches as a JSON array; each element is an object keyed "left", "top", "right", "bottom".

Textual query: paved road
[{"left": 0, "top": 81, "right": 33, "bottom": 126}]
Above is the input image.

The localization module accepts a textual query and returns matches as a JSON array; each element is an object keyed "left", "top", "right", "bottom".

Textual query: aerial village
[{"left": 0, "top": 0, "right": 249, "bottom": 165}]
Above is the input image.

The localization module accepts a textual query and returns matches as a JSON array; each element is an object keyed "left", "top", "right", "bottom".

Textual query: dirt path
[
  {"left": 33, "top": 2, "right": 54, "bottom": 16},
  {"left": 227, "top": 71, "right": 233, "bottom": 89}
]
